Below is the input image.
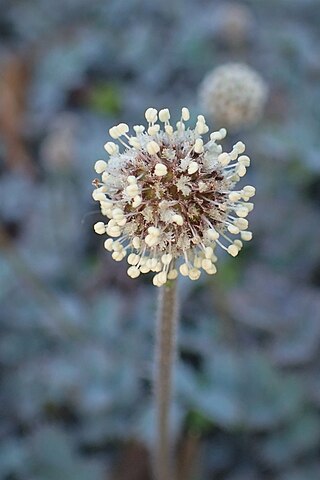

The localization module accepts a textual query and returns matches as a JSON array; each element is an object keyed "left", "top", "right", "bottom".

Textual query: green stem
[{"left": 153, "top": 279, "right": 178, "bottom": 480}]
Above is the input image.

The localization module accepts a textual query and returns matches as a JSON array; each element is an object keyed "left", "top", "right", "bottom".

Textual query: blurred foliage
[
  {"left": 1, "top": 0, "right": 320, "bottom": 479},
  {"left": 89, "top": 83, "right": 122, "bottom": 116}
]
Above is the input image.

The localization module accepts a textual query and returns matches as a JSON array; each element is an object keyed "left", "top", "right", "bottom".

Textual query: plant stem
[{"left": 154, "top": 279, "right": 178, "bottom": 480}]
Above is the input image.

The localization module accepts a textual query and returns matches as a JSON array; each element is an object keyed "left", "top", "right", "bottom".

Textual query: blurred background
[{"left": 1, "top": 0, "right": 320, "bottom": 479}]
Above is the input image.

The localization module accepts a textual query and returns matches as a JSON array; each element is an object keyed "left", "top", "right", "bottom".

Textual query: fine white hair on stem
[{"left": 153, "top": 278, "right": 178, "bottom": 480}]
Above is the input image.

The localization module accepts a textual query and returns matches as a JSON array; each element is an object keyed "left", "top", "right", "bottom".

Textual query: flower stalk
[
  {"left": 154, "top": 278, "right": 178, "bottom": 480},
  {"left": 91, "top": 106, "right": 256, "bottom": 479}
]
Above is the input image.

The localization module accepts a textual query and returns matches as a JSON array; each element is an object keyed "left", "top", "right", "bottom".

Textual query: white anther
[
  {"left": 112, "top": 208, "right": 124, "bottom": 219},
  {"left": 145, "top": 227, "right": 160, "bottom": 246},
  {"left": 152, "top": 274, "right": 161, "bottom": 287},
  {"left": 229, "top": 192, "right": 241, "bottom": 202},
  {"left": 112, "top": 251, "right": 124, "bottom": 261},
  {"left": 228, "top": 224, "right": 240, "bottom": 235},
  {"left": 181, "top": 107, "right": 190, "bottom": 121},
  {"left": 133, "top": 125, "right": 145, "bottom": 134},
  {"left": 234, "top": 218, "right": 249, "bottom": 230},
  {"left": 236, "top": 207, "right": 249, "bottom": 218},
  {"left": 127, "top": 175, "right": 137, "bottom": 184},
  {"left": 148, "top": 226, "right": 160, "bottom": 236},
  {"left": 107, "top": 226, "right": 121, "bottom": 237},
  {"left": 204, "top": 246, "right": 214, "bottom": 259},
  {"left": 102, "top": 172, "right": 109, "bottom": 183},
  {"left": 165, "top": 125, "right": 174, "bottom": 135},
  {"left": 227, "top": 245, "right": 239, "bottom": 257},
  {"left": 159, "top": 109, "right": 171, "bottom": 122},
  {"left": 241, "top": 231, "right": 253, "bottom": 241},
  {"left": 104, "top": 239, "right": 114, "bottom": 251},
  {"left": 147, "top": 141, "right": 160, "bottom": 155},
  {"left": 179, "top": 263, "right": 189, "bottom": 276},
  {"left": 229, "top": 149, "right": 240, "bottom": 161},
  {"left": 127, "top": 266, "right": 140, "bottom": 278},
  {"left": 234, "top": 141, "right": 246, "bottom": 154},
  {"left": 148, "top": 125, "right": 160, "bottom": 135},
  {"left": 116, "top": 218, "right": 127, "bottom": 227},
  {"left": 176, "top": 121, "right": 185, "bottom": 131},
  {"left": 155, "top": 261, "right": 162, "bottom": 272},
  {"left": 237, "top": 164, "right": 247, "bottom": 177},
  {"left": 128, "top": 253, "right": 140, "bottom": 265},
  {"left": 92, "top": 190, "right": 106, "bottom": 202},
  {"left": 234, "top": 239, "right": 243, "bottom": 249},
  {"left": 218, "top": 152, "right": 230, "bottom": 166},
  {"left": 194, "top": 138, "right": 204, "bottom": 154},
  {"left": 145, "top": 235, "right": 155, "bottom": 246},
  {"left": 112, "top": 241, "right": 122, "bottom": 251},
  {"left": 197, "top": 123, "right": 208, "bottom": 134},
  {"left": 188, "top": 161, "right": 199, "bottom": 175},
  {"left": 168, "top": 269, "right": 178, "bottom": 280},
  {"left": 129, "top": 137, "right": 141, "bottom": 149},
  {"left": 104, "top": 141, "right": 119, "bottom": 155},
  {"left": 189, "top": 268, "right": 201, "bottom": 280},
  {"left": 219, "top": 128, "right": 227, "bottom": 138},
  {"left": 202, "top": 259, "right": 213, "bottom": 271},
  {"left": 109, "top": 126, "right": 121, "bottom": 139},
  {"left": 117, "top": 123, "right": 129, "bottom": 135},
  {"left": 132, "top": 195, "right": 142, "bottom": 208},
  {"left": 194, "top": 256, "right": 202, "bottom": 268},
  {"left": 239, "top": 155, "right": 250, "bottom": 167},
  {"left": 161, "top": 253, "right": 173, "bottom": 265},
  {"left": 210, "top": 131, "right": 223, "bottom": 141},
  {"left": 243, "top": 186, "right": 256, "bottom": 197},
  {"left": 132, "top": 237, "right": 141, "bottom": 249},
  {"left": 147, "top": 258, "right": 158, "bottom": 270},
  {"left": 207, "top": 264, "right": 217, "bottom": 275},
  {"left": 93, "top": 222, "right": 106, "bottom": 234},
  {"left": 101, "top": 207, "right": 112, "bottom": 218},
  {"left": 196, "top": 117, "right": 209, "bottom": 134},
  {"left": 94, "top": 160, "right": 107, "bottom": 174},
  {"left": 140, "top": 265, "right": 151, "bottom": 274},
  {"left": 145, "top": 108, "right": 158, "bottom": 123},
  {"left": 125, "top": 184, "right": 139, "bottom": 198},
  {"left": 158, "top": 272, "right": 167, "bottom": 285},
  {"left": 172, "top": 214, "right": 184, "bottom": 226},
  {"left": 206, "top": 228, "right": 219, "bottom": 241},
  {"left": 154, "top": 163, "right": 168, "bottom": 177}
]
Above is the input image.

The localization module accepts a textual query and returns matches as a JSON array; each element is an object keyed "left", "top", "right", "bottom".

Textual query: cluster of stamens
[{"left": 92, "top": 107, "right": 255, "bottom": 287}]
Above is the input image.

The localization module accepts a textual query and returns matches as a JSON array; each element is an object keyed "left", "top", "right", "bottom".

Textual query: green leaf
[{"left": 89, "top": 83, "right": 121, "bottom": 115}]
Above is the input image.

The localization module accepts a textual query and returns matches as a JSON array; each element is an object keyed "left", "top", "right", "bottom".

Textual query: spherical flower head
[
  {"left": 214, "top": 2, "right": 255, "bottom": 46},
  {"left": 199, "top": 63, "right": 268, "bottom": 130},
  {"left": 92, "top": 107, "right": 255, "bottom": 287}
]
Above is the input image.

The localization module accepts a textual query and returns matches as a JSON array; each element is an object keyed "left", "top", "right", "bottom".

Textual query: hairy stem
[{"left": 153, "top": 279, "right": 178, "bottom": 480}]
